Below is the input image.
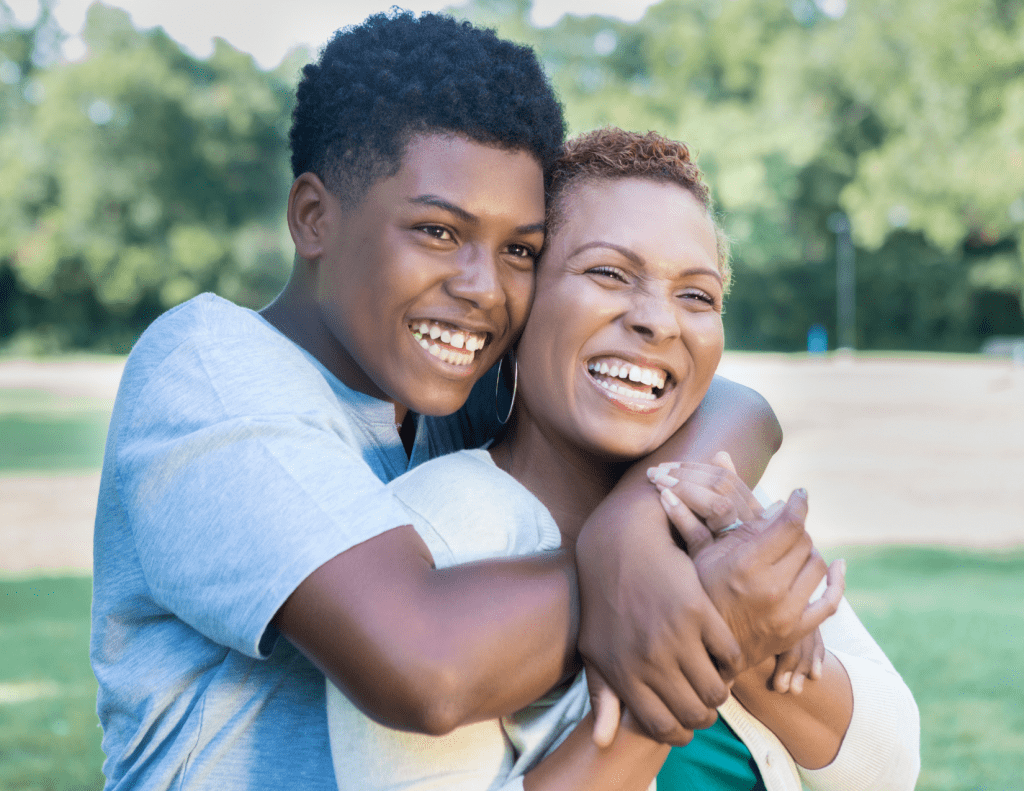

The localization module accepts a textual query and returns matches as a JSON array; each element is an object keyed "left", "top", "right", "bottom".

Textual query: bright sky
[{"left": 5, "top": 0, "right": 661, "bottom": 68}]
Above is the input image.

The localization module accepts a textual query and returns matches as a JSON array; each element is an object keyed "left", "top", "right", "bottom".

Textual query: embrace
[{"left": 90, "top": 10, "right": 920, "bottom": 791}]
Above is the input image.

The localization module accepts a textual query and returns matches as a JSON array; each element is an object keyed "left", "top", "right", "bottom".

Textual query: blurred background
[{"left": 0, "top": 0, "right": 1022, "bottom": 789}]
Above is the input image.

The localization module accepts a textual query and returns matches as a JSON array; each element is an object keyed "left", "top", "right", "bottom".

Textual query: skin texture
[
  {"left": 487, "top": 179, "right": 837, "bottom": 789},
  {"left": 266, "top": 136, "right": 782, "bottom": 741},
  {"left": 263, "top": 134, "right": 545, "bottom": 423}
]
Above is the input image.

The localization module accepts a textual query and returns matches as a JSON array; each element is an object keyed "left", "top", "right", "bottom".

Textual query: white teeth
[
  {"left": 429, "top": 326, "right": 442, "bottom": 340},
  {"left": 420, "top": 339, "right": 429, "bottom": 349},
  {"left": 596, "top": 378, "right": 656, "bottom": 401},
  {"left": 440, "top": 330, "right": 451, "bottom": 343},
  {"left": 640, "top": 369, "right": 654, "bottom": 386},
  {"left": 419, "top": 322, "right": 430, "bottom": 335},
  {"left": 628, "top": 367, "right": 642, "bottom": 382},
  {"left": 599, "top": 362, "right": 609, "bottom": 375},
  {"left": 588, "top": 359, "right": 669, "bottom": 396},
  {"left": 609, "top": 364, "right": 619, "bottom": 377},
  {"left": 451, "top": 333, "right": 465, "bottom": 349},
  {"left": 466, "top": 336, "right": 478, "bottom": 352}
]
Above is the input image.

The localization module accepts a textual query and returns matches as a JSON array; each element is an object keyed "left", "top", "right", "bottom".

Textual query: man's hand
[
  {"left": 659, "top": 486, "right": 846, "bottom": 674},
  {"left": 576, "top": 498, "right": 743, "bottom": 746}
]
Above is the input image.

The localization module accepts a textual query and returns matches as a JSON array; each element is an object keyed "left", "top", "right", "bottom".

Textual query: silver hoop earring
[{"left": 495, "top": 350, "right": 518, "bottom": 425}]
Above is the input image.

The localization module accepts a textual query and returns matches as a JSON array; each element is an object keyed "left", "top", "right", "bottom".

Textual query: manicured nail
[
  {"left": 661, "top": 488, "right": 681, "bottom": 507},
  {"left": 812, "top": 657, "right": 823, "bottom": 679},
  {"left": 653, "top": 474, "right": 679, "bottom": 488},
  {"left": 791, "top": 674, "right": 805, "bottom": 694},
  {"left": 838, "top": 558, "right": 847, "bottom": 577},
  {"left": 795, "top": 488, "right": 807, "bottom": 499},
  {"left": 777, "top": 672, "right": 792, "bottom": 692},
  {"left": 646, "top": 467, "right": 660, "bottom": 481}
]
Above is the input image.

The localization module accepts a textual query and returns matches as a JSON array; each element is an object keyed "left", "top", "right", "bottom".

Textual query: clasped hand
[{"left": 577, "top": 454, "right": 844, "bottom": 747}]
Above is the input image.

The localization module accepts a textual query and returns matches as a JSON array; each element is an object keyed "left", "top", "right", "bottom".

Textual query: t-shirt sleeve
[{"left": 113, "top": 333, "right": 413, "bottom": 660}]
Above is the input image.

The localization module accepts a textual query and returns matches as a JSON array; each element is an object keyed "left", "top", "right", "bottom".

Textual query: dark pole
[{"left": 828, "top": 212, "right": 856, "bottom": 350}]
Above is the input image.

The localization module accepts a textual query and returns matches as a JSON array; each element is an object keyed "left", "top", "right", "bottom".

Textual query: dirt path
[{"left": 2, "top": 353, "right": 1022, "bottom": 574}]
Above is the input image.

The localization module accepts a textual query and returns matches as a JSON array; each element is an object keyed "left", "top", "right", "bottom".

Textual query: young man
[{"left": 91, "top": 11, "right": 779, "bottom": 790}]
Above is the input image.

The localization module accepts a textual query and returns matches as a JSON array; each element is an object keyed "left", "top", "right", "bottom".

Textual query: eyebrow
[
  {"left": 568, "top": 240, "right": 723, "bottom": 282},
  {"left": 410, "top": 194, "right": 545, "bottom": 236}
]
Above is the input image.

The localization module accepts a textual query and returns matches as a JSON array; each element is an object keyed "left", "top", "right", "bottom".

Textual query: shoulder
[{"left": 389, "top": 450, "right": 562, "bottom": 566}]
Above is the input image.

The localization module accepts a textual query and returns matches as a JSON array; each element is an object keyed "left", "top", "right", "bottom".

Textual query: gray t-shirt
[
  {"left": 91, "top": 293, "right": 499, "bottom": 790},
  {"left": 327, "top": 449, "right": 590, "bottom": 791}
]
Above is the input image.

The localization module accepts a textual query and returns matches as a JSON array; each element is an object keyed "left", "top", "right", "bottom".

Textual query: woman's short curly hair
[
  {"left": 547, "top": 128, "right": 731, "bottom": 290},
  {"left": 289, "top": 10, "right": 565, "bottom": 205}
]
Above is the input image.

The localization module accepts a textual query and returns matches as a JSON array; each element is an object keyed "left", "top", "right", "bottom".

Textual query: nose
[
  {"left": 444, "top": 245, "right": 505, "bottom": 310},
  {"left": 625, "top": 292, "right": 681, "bottom": 345}
]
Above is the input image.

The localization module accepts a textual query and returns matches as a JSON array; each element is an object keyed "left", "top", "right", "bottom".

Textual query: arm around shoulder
[{"left": 274, "top": 525, "right": 580, "bottom": 735}]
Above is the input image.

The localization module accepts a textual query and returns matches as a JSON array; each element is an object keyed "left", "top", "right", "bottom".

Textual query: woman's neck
[{"left": 489, "top": 411, "right": 628, "bottom": 544}]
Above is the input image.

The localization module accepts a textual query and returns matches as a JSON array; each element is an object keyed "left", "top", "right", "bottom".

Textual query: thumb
[{"left": 586, "top": 665, "right": 621, "bottom": 748}]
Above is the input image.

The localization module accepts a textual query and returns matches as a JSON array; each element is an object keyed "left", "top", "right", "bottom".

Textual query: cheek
[{"left": 505, "top": 269, "right": 536, "bottom": 335}]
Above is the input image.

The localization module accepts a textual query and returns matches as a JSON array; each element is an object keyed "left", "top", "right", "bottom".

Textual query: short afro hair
[
  {"left": 289, "top": 10, "right": 565, "bottom": 205},
  {"left": 547, "top": 128, "right": 731, "bottom": 291}
]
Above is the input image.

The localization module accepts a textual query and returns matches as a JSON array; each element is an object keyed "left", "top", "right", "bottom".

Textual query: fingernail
[
  {"left": 791, "top": 674, "right": 805, "bottom": 694},
  {"left": 778, "top": 672, "right": 791, "bottom": 692},
  {"left": 661, "top": 488, "right": 681, "bottom": 507},
  {"left": 794, "top": 488, "right": 807, "bottom": 499},
  {"left": 838, "top": 558, "right": 847, "bottom": 577},
  {"left": 653, "top": 474, "right": 679, "bottom": 488},
  {"left": 812, "top": 657, "right": 823, "bottom": 678}
]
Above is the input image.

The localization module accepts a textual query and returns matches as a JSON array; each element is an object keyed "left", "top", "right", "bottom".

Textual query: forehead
[
  {"left": 379, "top": 134, "right": 546, "bottom": 222},
  {"left": 547, "top": 177, "right": 720, "bottom": 272}
]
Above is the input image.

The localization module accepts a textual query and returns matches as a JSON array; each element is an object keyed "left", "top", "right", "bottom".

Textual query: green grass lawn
[
  {"left": 0, "top": 389, "right": 110, "bottom": 473},
  {"left": 1, "top": 548, "right": 1022, "bottom": 790}
]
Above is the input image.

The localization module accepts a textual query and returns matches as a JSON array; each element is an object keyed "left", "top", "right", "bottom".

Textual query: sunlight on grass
[{"left": 0, "top": 388, "right": 110, "bottom": 472}]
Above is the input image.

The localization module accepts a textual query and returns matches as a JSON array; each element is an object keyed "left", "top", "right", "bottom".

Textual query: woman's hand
[{"left": 657, "top": 483, "right": 846, "bottom": 674}]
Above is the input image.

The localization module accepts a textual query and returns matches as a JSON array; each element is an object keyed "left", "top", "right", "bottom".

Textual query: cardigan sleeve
[{"left": 798, "top": 597, "right": 921, "bottom": 791}]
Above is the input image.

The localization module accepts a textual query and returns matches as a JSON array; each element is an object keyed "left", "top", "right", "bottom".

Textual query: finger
[
  {"left": 712, "top": 450, "right": 736, "bottom": 473},
  {"left": 586, "top": 666, "right": 622, "bottom": 748},
  {"left": 749, "top": 489, "right": 810, "bottom": 564},
  {"left": 646, "top": 461, "right": 682, "bottom": 482},
  {"left": 810, "top": 628, "right": 826, "bottom": 680},
  {"left": 771, "top": 647, "right": 801, "bottom": 693},
  {"left": 790, "top": 634, "right": 817, "bottom": 694},
  {"left": 660, "top": 464, "right": 761, "bottom": 525},
  {"left": 625, "top": 680, "right": 700, "bottom": 746},
  {"left": 794, "top": 559, "right": 846, "bottom": 635},
  {"left": 700, "top": 603, "right": 745, "bottom": 682},
  {"left": 660, "top": 488, "right": 714, "bottom": 556}
]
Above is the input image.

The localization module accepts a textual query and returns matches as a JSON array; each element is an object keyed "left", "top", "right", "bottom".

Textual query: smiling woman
[{"left": 324, "top": 128, "right": 918, "bottom": 791}]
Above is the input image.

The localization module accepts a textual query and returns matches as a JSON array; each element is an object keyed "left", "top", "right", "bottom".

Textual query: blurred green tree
[{"left": 0, "top": 2, "right": 295, "bottom": 351}]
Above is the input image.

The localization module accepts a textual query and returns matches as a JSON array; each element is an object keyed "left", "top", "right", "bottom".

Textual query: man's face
[{"left": 314, "top": 134, "right": 545, "bottom": 416}]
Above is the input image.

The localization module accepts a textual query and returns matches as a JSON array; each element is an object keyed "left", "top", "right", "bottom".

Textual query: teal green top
[{"left": 657, "top": 717, "right": 766, "bottom": 790}]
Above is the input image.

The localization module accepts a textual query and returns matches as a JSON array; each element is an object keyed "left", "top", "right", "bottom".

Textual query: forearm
[
  {"left": 730, "top": 651, "right": 854, "bottom": 769},
  {"left": 276, "top": 525, "right": 579, "bottom": 735},
  {"left": 523, "top": 712, "right": 669, "bottom": 791}
]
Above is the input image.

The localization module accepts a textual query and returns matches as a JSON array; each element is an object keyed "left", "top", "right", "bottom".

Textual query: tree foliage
[
  {"left": 1, "top": 0, "right": 1022, "bottom": 352},
  {"left": 0, "top": 2, "right": 296, "bottom": 350}
]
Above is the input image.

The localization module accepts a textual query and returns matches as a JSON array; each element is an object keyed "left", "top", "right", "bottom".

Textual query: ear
[{"left": 287, "top": 172, "right": 334, "bottom": 261}]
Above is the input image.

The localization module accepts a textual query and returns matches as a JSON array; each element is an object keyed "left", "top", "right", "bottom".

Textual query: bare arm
[
  {"left": 575, "top": 376, "right": 782, "bottom": 745},
  {"left": 274, "top": 525, "right": 579, "bottom": 735},
  {"left": 730, "top": 650, "right": 854, "bottom": 768},
  {"left": 278, "top": 375, "right": 777, "bottom": 739}
]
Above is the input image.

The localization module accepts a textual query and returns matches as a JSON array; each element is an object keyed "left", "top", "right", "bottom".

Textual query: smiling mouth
[
  {"left": 586, "top": 357, "right": 671, "bottom": 405},
  {"left": 410, "top": 320, "right": 490, "bottom": 367}
]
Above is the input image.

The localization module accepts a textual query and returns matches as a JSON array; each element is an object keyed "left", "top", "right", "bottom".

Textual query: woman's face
[{"left": 515, "top": 177, "right": 725, "bottom": 461}]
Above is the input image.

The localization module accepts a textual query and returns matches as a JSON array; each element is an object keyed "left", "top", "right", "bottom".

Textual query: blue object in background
[{"left": 808, "top": 323, "right": 828, "bottom": 354}]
